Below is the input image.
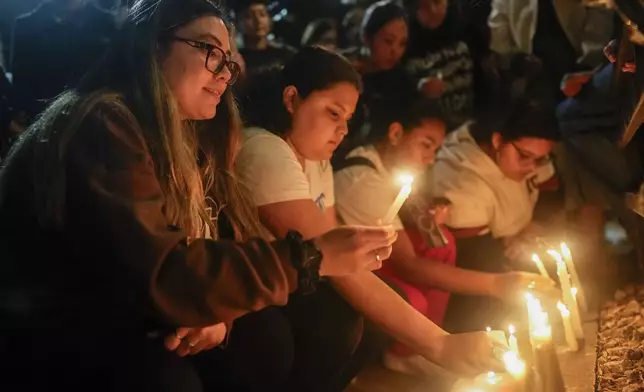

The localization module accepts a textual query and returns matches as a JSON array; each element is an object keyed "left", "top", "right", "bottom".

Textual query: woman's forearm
[
  {"left": 330, "top": 272, "right": 447, "bottom": 360},
  {"left": 394, "top": 258, "right": 498, "bottom": 298}
]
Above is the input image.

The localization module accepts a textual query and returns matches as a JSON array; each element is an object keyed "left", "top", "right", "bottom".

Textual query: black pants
[
  {"left": 2, "top": 332, "right": 204, "bottom": 392},
  {"left": 3, "top": 285, "right": 373, "bottom": 392},
  {"left": 442, "top": 234, "right": 510, "bottom": 333}
]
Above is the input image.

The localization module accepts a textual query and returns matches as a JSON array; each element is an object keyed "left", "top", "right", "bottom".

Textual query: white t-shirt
[
  {"left": 334, "top": 145, "right": 405, "bottom": 231},
  {"left": 430, "top": 125, "right": 554, "bottom": 238},
  {"left": 235, "top": 127, "right": 335, "bottom": 212}
]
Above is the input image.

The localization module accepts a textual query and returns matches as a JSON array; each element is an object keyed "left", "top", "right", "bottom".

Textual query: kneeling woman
[
  {"left": 0, "top": 2, "right": 394, "bottom": 390},
  {"left": 431, "top": 99, "right": 560, "bottom": 333},
  {"left": 236, "top": 46, "right": 508, "bottom": 390}
]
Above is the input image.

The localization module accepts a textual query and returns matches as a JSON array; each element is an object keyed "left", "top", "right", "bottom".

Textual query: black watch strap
[{"left": 286, "top": 230, "right": 322, "bottom": 295}]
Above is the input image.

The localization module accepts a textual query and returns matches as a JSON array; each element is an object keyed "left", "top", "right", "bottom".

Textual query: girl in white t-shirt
[
  {"left": 431, "top": 99, "right": 561, "bottom": 333},
  {"left": 235, "top": 46, "right": 506, "bottom": 389}
]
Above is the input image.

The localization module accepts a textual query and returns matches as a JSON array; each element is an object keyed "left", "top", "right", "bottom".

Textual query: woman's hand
[
  {"left": 165, "top": 323, "right": 227, "bottom": 357},
  {"left": 430, "top": 332, "right": 507, "bottom": 376},
  {"left": 492, "top": 271, "right": 559, "bottom": 301},
  {"left": 315, "top": 225, "right": 398, "bottom": 276}
]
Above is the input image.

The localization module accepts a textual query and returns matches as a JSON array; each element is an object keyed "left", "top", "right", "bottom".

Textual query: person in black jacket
[{"left": 0, "top": 1, "right": 394, "bottom": 390}]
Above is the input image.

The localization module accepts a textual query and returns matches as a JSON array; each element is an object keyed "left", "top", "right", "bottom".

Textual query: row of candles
[
  {"left": 458, "top": 243, "right": 585, "bottom": 391},
  {"left": 387, "top": 174, "right": 583, "bottom": 391}
]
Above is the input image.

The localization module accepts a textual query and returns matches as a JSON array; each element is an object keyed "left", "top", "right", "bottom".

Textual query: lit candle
[
  {"left": 548, "top": 249, "right": 584, "bottom": 340},
  {"left": 383, "top": 174, "right": 414, "bottom": 224},
  {"left": 525, "top": 293, "right": 552, "bottom": 344},
  {"left": 507, "top": 324, "right": 519, "bottom": 355},
  {"left": 560, "top": 243, "right": 587, "bottom": 312},
  {"left": 531, "top": 253, "right": 549, "bottom": 277},
  {"left": 557, "top": 301, "right": 579, "bottom": 352},
  {"left": 502, "top": 351, "right": 526, "bottom": 379}
]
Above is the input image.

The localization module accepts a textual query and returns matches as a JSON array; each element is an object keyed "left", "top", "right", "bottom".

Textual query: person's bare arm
[{"left": 259, "top": 200, "right": 505, "bottom": 375}]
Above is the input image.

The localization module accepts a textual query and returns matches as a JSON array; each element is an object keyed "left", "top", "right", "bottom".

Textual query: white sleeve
[
  {"left": 334, "top": 168, "right": 404, "bottom": 231},
  {"left": 235, "top": 133, "right": 311, "bottom": 207}
]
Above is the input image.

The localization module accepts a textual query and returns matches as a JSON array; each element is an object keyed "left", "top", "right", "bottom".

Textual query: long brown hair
[{"left": 17, "top": 0, "right": 262, "bottom": 239}]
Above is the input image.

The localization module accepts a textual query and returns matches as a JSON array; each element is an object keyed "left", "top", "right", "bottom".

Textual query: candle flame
[
  {"left": 546, "top": 249, "right": 564, "bottom": 263},
  {"left": 560, "top": 242, "right": 571, "bottom": 258},
  {"left": 503, "top": 351, "right": 526, "bottom": 378},
  {"left": 508, "top": 324, "right": 516, "bottom": 335},
  {"left": 396, "top": 174, "right": 414, "bottom": 186},
  {"left": 526, "top": 295, "right": 552, "bottom": 339},
  {"left": 557, "top": 301, "right": 570, "bottom": 317},
  {"left": 485, "top": 326, "right": 491, "bottom": 333}
]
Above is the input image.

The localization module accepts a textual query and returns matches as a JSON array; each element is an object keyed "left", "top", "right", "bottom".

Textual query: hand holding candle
[{"left": 383, "top": 173, "right": 414, "bottom": 224}]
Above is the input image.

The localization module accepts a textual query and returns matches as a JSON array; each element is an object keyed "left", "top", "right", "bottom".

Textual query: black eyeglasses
[
  {"left": 169, "top": 37, "right": 240, "bottom": 85},
  {"left": 510, "top": 141, "right": 551, "bottom": 167}
]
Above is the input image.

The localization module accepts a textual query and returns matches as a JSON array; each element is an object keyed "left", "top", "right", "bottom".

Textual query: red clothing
[{"left": 377, "top": 226, "right": 456, "bottom": 356}]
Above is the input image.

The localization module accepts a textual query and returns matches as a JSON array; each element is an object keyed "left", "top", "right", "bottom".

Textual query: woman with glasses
[
  {"left": 429, "top": 98, "right": 560, "bottom": 333},
  {"left": 0, "top": 1, "right": 397, "bottom": 390}
]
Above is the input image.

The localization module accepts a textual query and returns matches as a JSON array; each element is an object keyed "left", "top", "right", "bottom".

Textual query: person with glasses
[
  {"left": 0, "top": 1, "right": 397, "bottom": 390},
  {"left": 429, "top": 98, "right": 560, "bottom": 333}
]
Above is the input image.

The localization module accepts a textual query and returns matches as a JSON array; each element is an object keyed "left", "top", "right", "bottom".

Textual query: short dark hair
[
  {"left": 230, "top": 0, "right": 267, "bottom": 16},
  {"left": 362, "top": 0, "right": 408, "bottom": 42},
  {"left": 368, "top": 98, "right": 446, "bottom": 143},
  {"left": 470, "top": 99, "right": 561, "bottom": 144},
  {"left": 241, "top": 46, "right": 363, "bottom": 135}
]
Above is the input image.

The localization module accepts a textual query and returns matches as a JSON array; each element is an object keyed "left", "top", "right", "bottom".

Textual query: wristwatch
[{"left": 285, "top": 230, "right": 322, "bottom": 295}]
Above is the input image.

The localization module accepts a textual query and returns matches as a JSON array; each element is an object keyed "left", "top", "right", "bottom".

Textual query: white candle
[
  {"left": 383, "top": 174, "right": 414, "bottom": 224},
  {"left": 561, "top": 243, "right": 587, "bottom": 312},
  {"left": 508, "top": 324, "right": 519, "bottom": 355},
  {"left": 531, "top": 253, "right": 549, "bottom": 277},
  {"left": 548, "top": 250, "right": 584, "bottom": 340},
  {"left": 557, "top": 301, "right": 580, "bottom": 352}
]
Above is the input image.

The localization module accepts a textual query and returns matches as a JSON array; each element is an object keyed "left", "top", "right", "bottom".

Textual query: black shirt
[{"left": 239, "top": 43, "right": 296, "bottom": 78}]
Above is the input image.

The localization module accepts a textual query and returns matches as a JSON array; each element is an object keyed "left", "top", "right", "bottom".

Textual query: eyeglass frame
[
  {"left": 509, "top": 141, "right": 551, "bottom": 167},
  {"left": 166, "top": 36, "right": 241, "bottom": 85}
]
